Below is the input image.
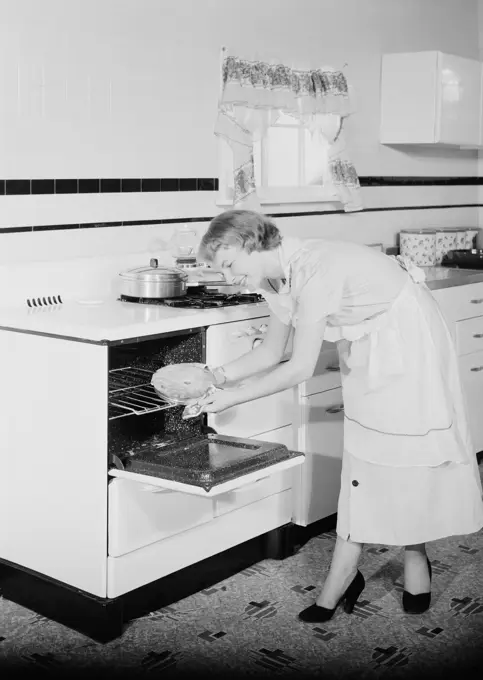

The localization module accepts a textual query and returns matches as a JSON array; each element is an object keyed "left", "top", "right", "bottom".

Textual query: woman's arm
[
  {"left": 211, "top": 312, "right": 291, "bottom": 384},
  {"left": 201, "top": 318, "right": 327, "bottom": 412}
]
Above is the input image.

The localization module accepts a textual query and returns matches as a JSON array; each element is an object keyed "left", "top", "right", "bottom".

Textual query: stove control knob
[
  {"left": 231, "top": 330, "right": 245, "bottom": 339},
  {"left": 245, "top": 326, "right": 258, "bottom": 336},
  {"left": 258, "top": 324, "right": 268, "bottom": 334}
]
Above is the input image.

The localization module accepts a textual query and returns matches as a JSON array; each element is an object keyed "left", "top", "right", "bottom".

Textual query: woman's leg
[
  {"left": 316, "top": 536, "right": 363, "bottom": 608},
  {"left": 404, "top": 543, "right": 431, "bottom": 594}
]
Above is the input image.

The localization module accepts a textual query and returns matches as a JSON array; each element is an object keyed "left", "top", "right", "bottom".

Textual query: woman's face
[{"left": 211, "top": 246, "right": 265, "bottom": 289}]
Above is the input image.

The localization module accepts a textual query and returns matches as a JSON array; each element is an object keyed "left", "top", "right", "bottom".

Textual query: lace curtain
[{"left": 215, "top": 52, "right": 363, "bottom": 212}]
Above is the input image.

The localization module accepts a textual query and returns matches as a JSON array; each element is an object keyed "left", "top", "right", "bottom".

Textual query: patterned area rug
[{"left": 1, "top": 466, "right": 483, "bottom": 680}]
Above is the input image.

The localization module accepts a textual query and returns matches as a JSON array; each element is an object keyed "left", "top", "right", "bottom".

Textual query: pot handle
[{"left": 150, "top": 258, "right": 159, "bottom": 268}]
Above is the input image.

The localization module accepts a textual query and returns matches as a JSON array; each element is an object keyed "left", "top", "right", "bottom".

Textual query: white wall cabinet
[{"left": 380, "top": 51, "right": 482, "bottom": 146}]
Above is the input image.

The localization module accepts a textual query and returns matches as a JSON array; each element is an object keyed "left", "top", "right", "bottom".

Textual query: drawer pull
[
  {"left": 470, "top": 299, "right": 483, "bottom": 304},
  {"left": 326, "top": 364, "right": 341, "bottom": 372},
  {"left": 326, "top": 404, "right": 344, "bottom": 414},
  {"left": 470, "top": 366, "right": 483, "bottom": 372},
  {"left": 473, "top": 333, "right": 483, "bottom": 339}
]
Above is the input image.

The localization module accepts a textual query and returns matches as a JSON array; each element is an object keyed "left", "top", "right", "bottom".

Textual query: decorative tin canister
[
  {"left": 399, "top": 229, "right": 437, "bottom": 266},
  {"left": 454, "top": 228, "right": 468, "bottom": 250},
  {"left": 464, "top": 229, "right": 479, "bottom": 249},
  {"left": 435, "top": 229, "right": 458, "bottom": 264}
]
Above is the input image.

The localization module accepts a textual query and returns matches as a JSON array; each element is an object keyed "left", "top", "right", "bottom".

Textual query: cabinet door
[
  {"left": 459, "top": 351, "right": 483, "bottom": 454},
  {"left": 293, "top": 387, "right": 344, "bottom": 526},
  {"left": 436, "top": 53, "right": 481, "bottom": 146}
]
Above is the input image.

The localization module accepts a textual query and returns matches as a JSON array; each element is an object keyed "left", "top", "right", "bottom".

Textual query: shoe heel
[
  {"left": 403, "top": 557, "right": 432, "bottom": 614},
  {"left": 342, "top": 570, "right": 365, "bottom": 614}
]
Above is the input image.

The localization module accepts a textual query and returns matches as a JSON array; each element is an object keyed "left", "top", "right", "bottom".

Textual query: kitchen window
[
  {"left": 218, "top": 112, "right": 343, "bottom": 206},
  {"left": 214, "top": 52, "right": 362, "bottom": 212}
]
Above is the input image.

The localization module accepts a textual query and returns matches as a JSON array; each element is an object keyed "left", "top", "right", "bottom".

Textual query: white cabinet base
[
  {"left": 293, "top": 387, "right": 344, "bottom": 527},
  {"left": 107, "top": 490, "right": 293, "bottom": 598}
]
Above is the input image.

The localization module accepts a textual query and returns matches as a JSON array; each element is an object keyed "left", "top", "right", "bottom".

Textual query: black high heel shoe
[
  {"left": 298, "top": 570, "right": 365, "bottom": 623},
  {"left": 402, "top": 557, "right": 432, "bottom": 614}
]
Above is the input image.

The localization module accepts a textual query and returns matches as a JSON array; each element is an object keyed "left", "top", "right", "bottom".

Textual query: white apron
[
  {"left": 333, "top": 259, "right": 483, "bottom": 544},
  {"left": 263, "top": 255, "right": 483, "bottom": 545}
]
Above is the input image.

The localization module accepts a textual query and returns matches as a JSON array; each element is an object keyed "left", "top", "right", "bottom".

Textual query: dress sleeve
[
  {"left": 259, "top": 290, "right": 294, "bottom": 325},
  {"left": 292, "top": 253, "right": 344, "bottom": 326}
]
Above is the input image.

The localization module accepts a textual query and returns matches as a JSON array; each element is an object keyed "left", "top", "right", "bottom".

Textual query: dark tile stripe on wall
[
  {"left": 1, "top": 175, "right": 482, "bottom": 196},
  {"left": 0, "top": 178, "right": 219, "bottom": 196}
]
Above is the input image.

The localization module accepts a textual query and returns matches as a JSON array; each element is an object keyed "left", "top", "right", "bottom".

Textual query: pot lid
[{"left": 120, "top": 261, "right": 188, "bottom": 283}]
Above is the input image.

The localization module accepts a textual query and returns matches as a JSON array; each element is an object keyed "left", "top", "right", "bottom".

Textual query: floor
[{"left": 1, "top": 467, "right": 483, "bottom": 680}]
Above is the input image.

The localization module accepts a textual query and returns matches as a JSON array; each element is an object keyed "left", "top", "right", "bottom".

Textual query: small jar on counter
[{"left": 399, "top": 229, "right": 436, "bottom": 266}]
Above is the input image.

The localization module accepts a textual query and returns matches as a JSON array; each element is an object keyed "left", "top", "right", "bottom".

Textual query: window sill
[{"left": 216, "top": 188, "right": 340, "bottom": 209}]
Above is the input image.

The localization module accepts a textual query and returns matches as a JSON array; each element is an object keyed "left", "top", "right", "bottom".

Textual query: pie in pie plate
[{"left": 151, "top": 363, "right": 216, "bottom": 404}]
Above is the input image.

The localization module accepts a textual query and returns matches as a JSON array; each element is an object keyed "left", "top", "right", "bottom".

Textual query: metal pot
[{"left": 119, "top": 259, "right": 189, "bottom": 299}]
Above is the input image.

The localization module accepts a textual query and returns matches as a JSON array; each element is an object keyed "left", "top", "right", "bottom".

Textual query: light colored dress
[{"left": 258, "top": 236, "right": 483, "bottom": 546}]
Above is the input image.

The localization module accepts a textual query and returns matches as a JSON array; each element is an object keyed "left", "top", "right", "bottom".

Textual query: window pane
[
  {"left": 253, "top": 140, "right": 262, "bottom": 186},
  {"left": 304, "top": 129, "right": 329, "bottom": 185},
  {"left": 274, "top": 112, "right": 299, "bottom": 126},
  {"left": 266, "top": 127, "right": 299, "bottom": 186}
]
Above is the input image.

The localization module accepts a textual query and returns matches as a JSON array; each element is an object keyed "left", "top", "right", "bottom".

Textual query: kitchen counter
[
  {"left": 423, "top": 266, "right": 483, "bottom": 290},
  {"left": 0, "top": 298, "right": 270, "bottom": 344},
  {"left": 1, "top": 266, "right": 483, "bottom": 344}
]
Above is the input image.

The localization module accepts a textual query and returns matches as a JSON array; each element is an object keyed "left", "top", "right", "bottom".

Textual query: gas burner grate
[{"left": 119, "top": 293, "right": 264, "bottom": 309}]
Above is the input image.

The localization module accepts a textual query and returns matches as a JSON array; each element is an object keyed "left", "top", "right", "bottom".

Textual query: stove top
[{"left": 120, "top": 292, "right": 264, "bottom": 309}]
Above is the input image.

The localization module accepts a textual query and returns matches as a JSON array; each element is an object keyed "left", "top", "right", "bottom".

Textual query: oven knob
[
  {"left": 252, "top": 337, "right": 264, "bottom": 349},
  {"left": 259, "top": 324, "right": 268, "bottom": 334},
  {"left": 231, "top": 330, "right": 245, "bottom": 339},
  {"left": 245, "top": 326, "right": 258, "bottom": 336}
]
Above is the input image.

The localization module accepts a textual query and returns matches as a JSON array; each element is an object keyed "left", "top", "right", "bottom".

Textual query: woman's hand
[{"left": 197, "top": 388, "right": 240, "bottom": 414}]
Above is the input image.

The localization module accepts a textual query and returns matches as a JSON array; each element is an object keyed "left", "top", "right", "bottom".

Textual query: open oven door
[{"left": 108, "top": 433, "right": 304, "bottom": 498}]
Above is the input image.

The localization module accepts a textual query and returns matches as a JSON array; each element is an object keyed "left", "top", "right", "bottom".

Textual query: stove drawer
[
  {"left": 213, "top": 425, "right": 295, "bottom": 517},
  {"left": 208, "top": 386, "right": 295, "bottom": 437},
  {"left": 108, "top": 478, "right": 214, "bottom": 557}
]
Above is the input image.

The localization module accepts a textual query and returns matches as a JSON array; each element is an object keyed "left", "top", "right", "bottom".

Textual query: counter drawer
[
  {"left": 432, "top": 282, "right": 483, "bottom": 322},
  {"left": 299, "top": 345, "right": 341, "bottom": 397},
  {"left": 458, "top": 350, "right": 483, "bottom": 454},
  {"left": 455, "top": 317, "right": 483, "bottom": 356},
  {"left": 108, "top": 478, "right": 214, "bottom": 557}
]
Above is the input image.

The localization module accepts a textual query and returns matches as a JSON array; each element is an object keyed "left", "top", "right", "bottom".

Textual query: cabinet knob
[
  {"left": 470, "top": 366, "right": 483, "bottom": 372},
  {"left": 326, "top": 364, "right": 340, "bottom": 372},
  {"left": 470, "top": 298, "right": 483, "bottom": 304},
  {"left": 473, "top": 333, "right": 483, "bottom": 339}
]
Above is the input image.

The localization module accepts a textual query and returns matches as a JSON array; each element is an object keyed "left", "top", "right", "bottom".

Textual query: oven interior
[
  {"left": 108, "top": 329, "right": 209, "bottom": 465},
  {"left": 107, "top": 328, "right": 301, "bottom": 489}
]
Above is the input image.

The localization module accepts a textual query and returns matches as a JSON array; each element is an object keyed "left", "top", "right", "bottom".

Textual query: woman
[{"left": 196, "top": 209, "right": 483, "bottom": 623}]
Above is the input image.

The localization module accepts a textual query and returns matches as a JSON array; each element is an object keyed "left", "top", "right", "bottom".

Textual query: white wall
[{"left": 0, "top": 0, "right": 480, "bottom": 264}]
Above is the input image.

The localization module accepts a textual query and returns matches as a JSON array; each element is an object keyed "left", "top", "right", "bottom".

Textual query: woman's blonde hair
[{"left": 198, "top": 210, "right": 282, "bottom": 263}]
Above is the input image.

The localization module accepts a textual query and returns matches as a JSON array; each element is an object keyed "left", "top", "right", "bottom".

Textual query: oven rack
[{"left": 108, "top": 366, "right": 178, "bottom": 420}]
